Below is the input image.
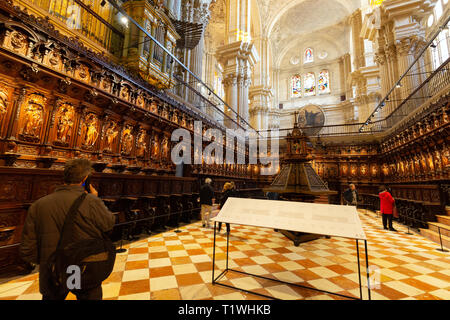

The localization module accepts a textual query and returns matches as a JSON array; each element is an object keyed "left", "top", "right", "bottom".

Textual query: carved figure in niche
[
  {"left": 136, "top": 130, "right": 147, "bottom": 158},
  {"left": 434, "top": 150, "right": 442, "bottom": 171},
  {"left": 20, "top": 95, "right": 45, "bottom": 141},
  {"left": 399, "top": 161, "right": 405, "bottom": 174},
  {"left": 104, "top": 120, "right": 119, "bottom": 153},
  {"left": 442, "top": 146, "right": 449, "bottom": 168},
  {"left": 442, "top": 109, "right": 449, "bottom": 123},
  {"left": 150, "top": 101, "right": 158, "bottom": 113},
  {"left": 161, "top": 137, "right": 169, "bottom": 159},
  {"left": 172, "top": 112, "right": 178, "bottom": 124},
  {"left": 162, "top": 107, "right": 168, "bottom": 119},
  {"left": 427, "top": 153, "right": 435, "bottom": 171},
  {"left": 55, "top": 104, "right": 75, "bottom": 144},
  {"left": 121, "top": 125, "right": 134, "bottom": 156},
  {"left": 136, "top": 95, "right": 144, "bottom": 108},
  {"left": 350, "top": 164, "right": 358, "bottom": 176},
  {"left": 341, "top": 164, "right": 348, "bottom": 175},
  {"left": 83, "top": 113, "right": 99, "bottom": 147},
  {"left": 370, "top": 164, "right": 378, "bottom": 177},
  {"left": 152, "top": 134, "right": 160, "bottom": 157},
  {"left": 120, "top": 85, "right": 129, "bottom": 100},
  {"left": 381, "top": 163, "right": 389, "bottom": 176},
  {"left": 389, "top": 163, "right": 397, "bottom": 175},
  {"left": 360, "top": 164, "right": 368, "bottom": 176},
  {"left": 181, "top": 116, "right": 186, "bottom": 127},
  {"left": 414, "top": 155, "right": 421, "bottom": 173},
  {"left": 189, "top": 120, "right": 194, "bottom": 130},
  {"left": 420, "top": 153, "right": 427, "bottom": 171}
]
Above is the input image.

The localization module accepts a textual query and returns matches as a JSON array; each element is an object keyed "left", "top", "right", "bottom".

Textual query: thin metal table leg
[
  {"left": 364, "top": 240, "right": 371, "bottom": 300},
  {"left": 212, "top": 221, "right": 216, "bottom": 283},
  {"left": 356, "top": 239, "right": 363, "bottom": 300}
]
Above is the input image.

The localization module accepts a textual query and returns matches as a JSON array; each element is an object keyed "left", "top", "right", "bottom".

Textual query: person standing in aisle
[
  {"left": 199, "top": 178, "right": 214, "bottom": 228},
  {"left": 379, "top": 185, "right": 397, "bottom": 231}
]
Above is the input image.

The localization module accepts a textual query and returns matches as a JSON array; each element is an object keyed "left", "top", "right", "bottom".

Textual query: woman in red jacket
[{"left": 379, "top": 185, "right": 397, "bottom": 231}]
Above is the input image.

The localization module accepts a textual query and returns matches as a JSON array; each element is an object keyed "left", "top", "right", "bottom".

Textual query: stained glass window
[
  {"left": 304, "top": 48, "right": 314, "bottom": 64},
  {"left": 304, "top": 72, "right": 316, "bottom": 96},
  {"left": 318, "top": 70, "right": 330, "bottom": 94},
  {"left": 291, "top": 75, "right": 302, "bottom": 98}
]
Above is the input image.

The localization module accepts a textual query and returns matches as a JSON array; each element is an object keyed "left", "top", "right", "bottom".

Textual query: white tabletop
[{"left": 212, "top": 197, "right": 366, "bottom": 240}]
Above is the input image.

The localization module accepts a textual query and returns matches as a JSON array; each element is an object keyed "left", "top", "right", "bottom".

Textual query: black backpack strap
[{"left": 56, "top": 193, "right": 87, "bottom": 250}]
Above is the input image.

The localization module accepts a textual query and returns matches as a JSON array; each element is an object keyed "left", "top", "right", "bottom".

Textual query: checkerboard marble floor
[{"left": 1, "top": 209, "right": 449, "bottom": 300}]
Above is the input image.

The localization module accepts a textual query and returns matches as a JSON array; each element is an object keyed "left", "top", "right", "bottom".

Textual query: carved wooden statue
[
  {"left": 136, "top": 130, "right": 147, "bottom": 158},
  {"left": 83, "top": 113, "right": 99, "bottom": 147},
  {"left": 121, "top": 125, "right": 134, "bottom": 156},
  {"left": 104, "top": 120, "right": 119, "bottom": 152},
  {"left": 55, "top": 104, "right": 74, "bottom": 144}
]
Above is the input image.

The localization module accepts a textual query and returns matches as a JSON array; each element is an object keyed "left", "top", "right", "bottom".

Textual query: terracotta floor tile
[
  {"left": 400, "top": 278, "right": 439, "bottom": 292},
  {"left": 149, "top": 266, "right": 174, "bottom": 278},
  {"left": 260, "top": 263, "right": 286, "bottom": 274},
  {"left": 150, "top": 251, "right": 170, "bottom": 259},
  {"left": 151, "top": 288, "right": 181, "bottom": 300},
  {"left": 186, "top": 249, "right": 206, "bottom": 256},
  {"left": 292, "top": 269, "right": 322, "bottom": 281},
  {"left": 296, "top": 259, "right": 320, "bottom": 269},
  {"left": 125, "top": 260, "right": 149, "bottom": 270},
  {"left": 176, "top": 273, "right": 205, "bottom": 287},
  {"left": 194, "top": 262, "right": 213, "bottom": 272},
  {"left": 170, "top": 256, "right": 192, "bottom": 265},
  {"left": 119, "top": 279, "right": 150, "bottom": 296},
  {"left": 375, "top": 284, "right": 409, "bottom": 300},
  {"left": 128, "top": 247, "right": 149, "bottom": 255},
  {"left": 326, "top": 265, "right": 354, "bottom": 275},
  {"left": 413, "top": 293, "right": 443, "bottom": 300},
  {"left": 389, "top": 266, "right": 421, "bottom": 278}
]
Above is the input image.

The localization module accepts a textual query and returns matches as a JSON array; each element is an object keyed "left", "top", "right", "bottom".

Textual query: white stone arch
[{"left": 265, "top": 0, "right": 360, "bottom": 39}]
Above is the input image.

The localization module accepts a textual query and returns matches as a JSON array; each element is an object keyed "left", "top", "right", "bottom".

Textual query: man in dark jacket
[
  {"left": 19, "top": 159, "right": 115, "bottom": 300},
  {"left": 199, "top": 178, "right": 214, "bottom": 228},
  {"left": 343, "top": 183, "right": 358, "bottom": 206}
]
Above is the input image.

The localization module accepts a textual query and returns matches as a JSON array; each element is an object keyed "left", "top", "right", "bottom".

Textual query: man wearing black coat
[{"left": 20, "top": 159, "right": 115, "bottom": 300}]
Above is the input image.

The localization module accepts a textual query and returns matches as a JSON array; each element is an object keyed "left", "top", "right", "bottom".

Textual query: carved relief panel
[
  {"left": 18, "top": 93, "right": 47, "bottom": 143},
  {"left": 2, "top": 29, "right": 30, "bottom": 56},
  {"left": 121, "top": 123, "right": 134, "bottom": 156},
  {"left": 43, "top": 48, "right": 64, "bottom": 72},
  {"left": 136, "top": 128, "right": 148, "bottom": 158},
  {"left": 74, "top": 63, "right": 91, "bottom": 83},
  {"left": 80, "top": 112, "right": 100, "bottom": 150},
  {"left": 102, "top": 119, "right": 120, "bottom": 153},
  {"left": 52, "top": 103, "right": 75, "bottom": 147}
]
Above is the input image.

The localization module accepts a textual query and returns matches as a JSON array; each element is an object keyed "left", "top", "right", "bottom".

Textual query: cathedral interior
[{"left": 0, "top": 0, "right": 449, "bottom": 301}]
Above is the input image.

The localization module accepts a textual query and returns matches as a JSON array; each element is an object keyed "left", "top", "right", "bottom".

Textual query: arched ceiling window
[
  {"left": 304, "top": 72, "right": 316, "bottom": 96},
  {"left": 304, "top": 48, "right": 314, "bottom": 64},
  {"left": 318, "top": 70, "right": 330, "bottom": 95},
  {"left": 291, "top": 75, "right": 302, "bottom": 98}
]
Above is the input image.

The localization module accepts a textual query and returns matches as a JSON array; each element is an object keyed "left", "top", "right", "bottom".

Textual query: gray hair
[
  {"left": 64, "top": 159, "right": 92, "bottom": 184},
  {"left": 205, "top": 178, "right": 212, "bottom": 184}
]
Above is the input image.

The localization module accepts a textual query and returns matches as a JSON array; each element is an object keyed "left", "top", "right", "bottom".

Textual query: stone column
[{"left": 217, "top": 41, "right": 259, "bottom": 129}]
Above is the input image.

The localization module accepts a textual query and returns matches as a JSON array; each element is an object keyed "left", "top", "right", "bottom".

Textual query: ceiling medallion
[
  {"left": 318, "top": 51, "right": 328, "bottom": 59},
  {"left": 290, "top": 56, "right": 300, "bottom": 65}
]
